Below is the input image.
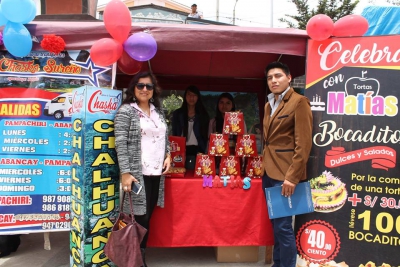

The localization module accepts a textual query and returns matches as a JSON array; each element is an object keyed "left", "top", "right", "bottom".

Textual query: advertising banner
[
  {"left": 0, "top": 51, "right": 113, "bottom": 234},
  {"left": 295, "top": 36, "right": 400, "bottom": 267},
  {"left": 70, "top": 86, "right": 121, "bottom": 267}
]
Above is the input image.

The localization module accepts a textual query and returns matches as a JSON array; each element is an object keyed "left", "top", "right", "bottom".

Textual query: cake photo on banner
[
  {"left": 309, "top": 171, "right": 348, "bottom": 213},
  {"left": 294, "top": 35, "right": 400, "bottom": 267}
]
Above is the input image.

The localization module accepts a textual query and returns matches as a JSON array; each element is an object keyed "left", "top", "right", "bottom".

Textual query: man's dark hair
[
  {"left": 265, "top": 61, "right": 291, "bottom": 77},
  {"left": 191, "top": 4, "right": 197, "bottom": 7}
]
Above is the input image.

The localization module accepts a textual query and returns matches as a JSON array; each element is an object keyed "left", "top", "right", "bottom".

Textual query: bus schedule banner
[
  {"left": 0, "top": 51, "right": 112, "bottom": 234},
  {"left": 295, "top": 35, "right": 400, "bottom": 267}
]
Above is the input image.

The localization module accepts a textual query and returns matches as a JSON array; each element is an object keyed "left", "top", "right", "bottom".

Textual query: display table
[{"left": 147, "top": 172, "right": 274, "bottom": 247}]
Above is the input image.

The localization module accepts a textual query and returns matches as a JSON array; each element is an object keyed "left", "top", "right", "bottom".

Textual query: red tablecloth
[{"left": 147, "top": 173, "right": 274, "bottom": 247}]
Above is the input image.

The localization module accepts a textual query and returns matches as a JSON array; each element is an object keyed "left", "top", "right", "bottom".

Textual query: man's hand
[{"left": 281, "top": 179, "right": 296, "bottom": 197}]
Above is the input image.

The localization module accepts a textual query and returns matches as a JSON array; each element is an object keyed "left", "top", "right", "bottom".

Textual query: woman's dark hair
[
  {"left": 180, "top": 85, "right": 209, "bottom": 140},
  {"left": 251, "top": 123, "right": 261, "bottom": 134},
  {"left": 122, "top": 71, "right": 161, "bottom": 108},
  {"left": 215, "top": 93, "right": 235, "bottom": 133}
]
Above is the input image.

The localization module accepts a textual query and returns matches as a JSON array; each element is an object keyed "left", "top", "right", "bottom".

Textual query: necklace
[{"left": 188, "top": 115, "right": 196, "bottom": 122}]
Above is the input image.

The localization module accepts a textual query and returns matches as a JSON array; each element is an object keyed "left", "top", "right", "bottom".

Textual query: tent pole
[
  {"left": 270, "top": 0, "right": 273, "bottom": 27},
  {"left": 216, "top": 0, "right": 219, "bottom": 22},
  {"left": 233, "top": 0, "right": 239, "bottom": 25}
]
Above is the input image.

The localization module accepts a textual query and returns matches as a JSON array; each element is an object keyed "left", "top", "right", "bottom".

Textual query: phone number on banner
[
  {"left": 42, "top": 221, "right": 70, "bottom": 230},
  {"left": 42, "top": 195, "right": 70, "bottom": 203}
]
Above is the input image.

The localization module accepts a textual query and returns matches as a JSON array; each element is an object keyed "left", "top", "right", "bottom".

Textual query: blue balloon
[
  {"left": 3, "top": 22, "right": 32, "bottom": 57},
  {"left": 1, "top": 0, "right": 36, "bottom": 23},
  {"left": 0, "top": 7, "right": 9, "bottom": 26},
  {"left": 20, "top": 3, "right": 36, "bottom": 24}
]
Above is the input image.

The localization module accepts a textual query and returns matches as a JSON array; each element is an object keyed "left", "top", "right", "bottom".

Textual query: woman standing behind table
[
  {"left": 171, "top": 85, "right": 209, "bottom": 169},
  {"left": 249, "top": 123, "right": 262, "bottom": 154},
  {"left": 208, "top": 92, "right": 247, "bottom": 154},
  {"left": 114, "top": 72, "right": 171, "bottom": 267}
]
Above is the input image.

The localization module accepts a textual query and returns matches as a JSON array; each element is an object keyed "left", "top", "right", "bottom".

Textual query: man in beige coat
[{"left": 262, "top": 62, "right": 312, "bottom": 267}]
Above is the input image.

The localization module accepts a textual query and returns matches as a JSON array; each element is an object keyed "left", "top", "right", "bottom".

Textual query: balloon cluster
[
  {"left": 0, "top": 0, "right": 36, "bottom": 57},
  {"left": 91, "top": 0, "right": 157, "bottom": 75},
  {"left": 306, "top": 14, "right": 369, "bottom": 41}
]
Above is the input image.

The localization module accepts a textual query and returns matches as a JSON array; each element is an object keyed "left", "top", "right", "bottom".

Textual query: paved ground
[{"left": 0, "top": 231, "right": 272, "bottom": 267}]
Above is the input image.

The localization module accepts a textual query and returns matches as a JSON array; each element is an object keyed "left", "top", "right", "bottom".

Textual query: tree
[{"left": 279, "top": 0, "right": 360, "bottom": 29}]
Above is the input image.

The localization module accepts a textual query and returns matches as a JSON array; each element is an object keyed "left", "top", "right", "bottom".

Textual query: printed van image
[{"left": 43, "top": 92, "right": 73, "bottom": 120}]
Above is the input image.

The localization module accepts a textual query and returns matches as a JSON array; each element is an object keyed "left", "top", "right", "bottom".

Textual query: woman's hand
[
  {"left": 162, "top": 156, "right": 171, "bottom": 175},
  {"left": 121, "top": 173, "right": 138, "bottom": 192}
]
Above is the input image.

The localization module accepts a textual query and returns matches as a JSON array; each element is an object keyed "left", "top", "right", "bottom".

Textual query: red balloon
[
  {"left": 103, "top": 0, "right": 132, "bottom": 43},
  {"left": 306, "top": 14, "right": 334, "bottom": 41},
  {"left": 118, "top": 51, "right": 142, "bottom": 75},
  {"left": 90, "top": 38, "right": 123, "bottom": 67},
  {"left": 333, "top": 15, "right": 369, "bottom": 37}
]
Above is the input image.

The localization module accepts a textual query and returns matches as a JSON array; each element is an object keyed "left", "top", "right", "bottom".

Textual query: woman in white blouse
[{"left": 114, "top": 72, "right": 171, "bottom": 267}]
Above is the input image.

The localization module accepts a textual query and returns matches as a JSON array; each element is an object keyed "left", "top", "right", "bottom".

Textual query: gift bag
[
  {"left": 223, "top": 111, "right": 245, "bottom": 135},
  {"left": 235, "top": 134, "right": 257, "bottom": 157},
  {"left": 169, "top": 136, "right": 186, "bottom": 168},
  {"left": 219, "top": 155, "right": 241, "bottom": 176},
  {"left": 245, "top": 155, "right": 264, "bottom": 178},
  {"left": 104, "top": 193, "right": 147, "bottom": 267},
  {"left": 208, "top": 133, "right": 230, "bottom": 156},
  {"left": 194, "top": 154, "right": 216, "bottom": 177}
]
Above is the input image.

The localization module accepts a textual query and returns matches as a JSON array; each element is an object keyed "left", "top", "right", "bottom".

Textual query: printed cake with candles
[{"left": 309, "top": 171, "right": 348, "bottom": 212}]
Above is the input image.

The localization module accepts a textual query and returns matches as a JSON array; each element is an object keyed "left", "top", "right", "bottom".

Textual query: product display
[
  {"left": 208, "top": 133, "right": 229, "bottom": 156},
  {"left": 245, "top": 156, "right": 263, "bottom": 178},
  {"left": 194, "top": 154, "right": 216, "bottom": 177},
  {"left": 222, "top": 111, "right": 245, "bottom": 135},
  {"left": 165, "top": 167, "right": 186, "bottom": 178},
  {"left": 169, "top": 111, "right": 261, "bottom": 179},
  {"left": 309, "top": 171, "right": 348, "bottom": 212},
  {"left": 296, "top": 254, "right": 349, "bottom": 267},
  {"left": 219, "top": 156, "right": 240, "bottom": 176},
  {"left": 359, "top": 262, "right": 390, "bottom": 267},
  {"left": 169, "top": 136, "right": 186, "bottom": 168},
  {"left": 235, "top": 134, "right": 257, "bottom": 157}
]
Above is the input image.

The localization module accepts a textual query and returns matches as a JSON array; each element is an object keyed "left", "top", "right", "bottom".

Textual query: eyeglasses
[{"left": 136, "top": 83, "right": 154, "bottom": 90}]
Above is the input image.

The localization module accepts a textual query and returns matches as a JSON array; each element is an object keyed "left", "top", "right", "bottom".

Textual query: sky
[{"left": 97, "top": 0, "right": 397, "bottom": 28}]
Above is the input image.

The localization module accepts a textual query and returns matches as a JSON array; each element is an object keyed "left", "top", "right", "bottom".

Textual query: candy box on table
[
  {"left": 168, "top": 136, "right": 186, "bottom": 168},
  {"left": 219, "top": 156, "right": 240, "bottom": 176},
  {"left": 235, "top": 134, "right": 257, "bottom": 157},
  {"left": 208, "top": 133, "right": 229, "bottom": 156},
  {"left": 223, "top": 111, "right": 245, "bottom": 135},
  {"left": 245, "top": 156, "right": 263, "bottom": 178},
  {"left": 194, "top": 154, "right": 216, "bottom": 177}
]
